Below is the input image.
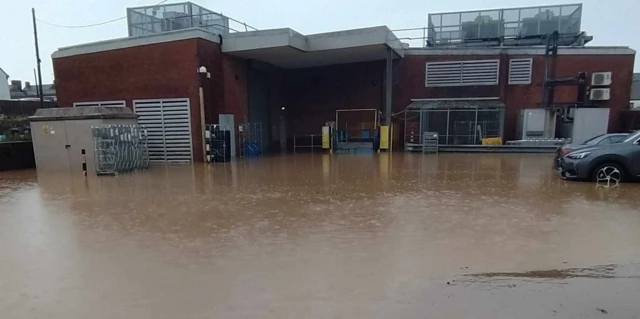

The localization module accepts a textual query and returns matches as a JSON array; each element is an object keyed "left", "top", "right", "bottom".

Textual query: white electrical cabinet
[
  {"left": 517, "top": 109, "right": 556, "bottom": 140},
  {"left": 570, "top": 108, "right": 610, "bottom": 144}
]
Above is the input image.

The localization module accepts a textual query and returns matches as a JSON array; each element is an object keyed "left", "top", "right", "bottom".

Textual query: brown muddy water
[{"left": 1, "top": 153, "right": 640, "bottom": 318}]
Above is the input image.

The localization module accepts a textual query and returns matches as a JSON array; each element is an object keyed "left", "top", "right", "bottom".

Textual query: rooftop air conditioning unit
[
  {"left": 591, "top": 72, "right": 612, "bottom": 86},
  {"left": 590, "top": 88, "right": 610, "bottom": 101}
]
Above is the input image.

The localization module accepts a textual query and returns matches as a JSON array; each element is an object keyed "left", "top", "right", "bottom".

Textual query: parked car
[
  {"left": 553, "top": 133, "right": 629, "bottom": 169},
  {"left": 559, "top": 130, "right": 640, "bottom": 182}
]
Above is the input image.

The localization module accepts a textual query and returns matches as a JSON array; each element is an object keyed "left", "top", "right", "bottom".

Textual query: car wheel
[{"left": 592, "top": 163, "right": 625, "bottom": 184}]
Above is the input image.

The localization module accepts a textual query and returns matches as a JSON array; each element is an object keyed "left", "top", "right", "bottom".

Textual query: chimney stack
[{"left": 10, "top": 80, "right": 22, "bottom": 91}]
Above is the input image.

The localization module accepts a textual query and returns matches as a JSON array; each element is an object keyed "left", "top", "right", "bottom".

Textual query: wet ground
[{"left": 1, "top": 153, "right": 640, "bottom": 318}]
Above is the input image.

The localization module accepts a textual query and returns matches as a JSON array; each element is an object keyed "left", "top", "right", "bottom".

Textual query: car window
[
  {"left": 597, "top": 137, "right": 612, "bottom": 145},
  {"left": 583, "top": 134, "right": 605, "bottom": 145},
  {"left": 610, "top": 135, "right": 627, "bottom": 143}
]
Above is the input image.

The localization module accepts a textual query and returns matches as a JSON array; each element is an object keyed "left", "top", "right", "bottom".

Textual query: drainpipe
[
  {"left": 498, "top": 53, "right": 508, "bottom": 140},
  {"left": 198, "top": 66, "right": 209, "bottom": 162}
]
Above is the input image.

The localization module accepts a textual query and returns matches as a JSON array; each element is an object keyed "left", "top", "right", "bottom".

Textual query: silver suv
[{"left": 559, "top": 130, "right": 640, "bottom": 183}]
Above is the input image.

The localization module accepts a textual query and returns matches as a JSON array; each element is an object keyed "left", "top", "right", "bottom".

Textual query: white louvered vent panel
[
  {"left": 73, "top": 100, "right": 126, "bottom": 108},
  {"left": 426, "top": 60, "right": 499, "bottom": 87},
  {"left": 133, "top": 98, "right": 192, "bottom": 163},
  {"left": 509, "top": 58, "right": 533, "bottom": 85}
]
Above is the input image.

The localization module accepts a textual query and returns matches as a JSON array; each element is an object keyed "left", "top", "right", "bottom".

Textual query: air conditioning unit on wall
[
  {"left": 591, "top": 72, "right": 612, "bottom": 86},
  {"left": 590, "top": 88, "right": 611, "bottom": 101}
]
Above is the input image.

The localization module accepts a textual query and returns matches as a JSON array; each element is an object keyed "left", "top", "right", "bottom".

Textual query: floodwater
[{"left": 2, "top": 153, "right": 640, "bottom": 318}]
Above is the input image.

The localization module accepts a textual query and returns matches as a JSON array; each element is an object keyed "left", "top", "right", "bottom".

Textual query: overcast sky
[{"left": 2, "top": 0, "right": 638, "bottom": 84}]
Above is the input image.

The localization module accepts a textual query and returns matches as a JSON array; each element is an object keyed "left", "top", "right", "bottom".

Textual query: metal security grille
[
  {"left": 405, "top": 108, "right": 504, "bottom": 147},
  {"left": 133, "top": 98, "right": 192, "bottom": 163},
  {"left": 426, "top": 60, "right": 499, "bottom": 87},
  {"left": 73, "top": 100, "right": 126, "bottom": 108},
  {"left": 508, "top": 58, "right": 533, "bottom": 85}
]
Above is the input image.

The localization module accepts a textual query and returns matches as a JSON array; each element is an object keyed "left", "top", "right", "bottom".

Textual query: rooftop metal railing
[
  {"left": 391, "top": 4, "right": 583, "bottom": 48},
  {"left": 227, "top": 16, "right": 258, "bottom": 32},
  {"left": 390, "top": 27, "right": 428, "bottom": 48},
  {"left": 127, "top": 2, "right": 258, "bottom": 37}
]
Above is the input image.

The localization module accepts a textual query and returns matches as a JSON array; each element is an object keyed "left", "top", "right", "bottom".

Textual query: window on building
[
  {"left": 508, "top": 58, "right": 533, "bottom": 85},
  {"left": 425, "top": 60, "right": 500, "bottom": 87}
]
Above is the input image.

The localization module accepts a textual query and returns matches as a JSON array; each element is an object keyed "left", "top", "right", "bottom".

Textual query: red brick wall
[
  {"left": 196, "top": 40, "right": 248, "bottom": 155},
  {"left": 54, "top": 39, "right": 200, "bottom": 108},
  {"left": 503, "top": 54, "right": 635, "bottom": 138},
  {"left": 54, "top": 39, "right": 206, "bottom": 161},
  {"left": 283, "top": 61, "right": 385, "bottom": 136},
  {"left": 393, "top": 55, "right": 502, "bottom": 107},
  {"left": 53, "top": 39, "right": 253, "bottom": 161},
  {"left": 197, "top": 39, "right": 222, "bottom": 125},
  {"left": 393, "top": 53, "right": 635, "bottom": 140},
  {"left": 220, "top": 55, "right": 248, "bottom": 123}
]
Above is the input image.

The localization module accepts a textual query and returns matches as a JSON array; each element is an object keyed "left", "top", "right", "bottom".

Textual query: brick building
[
  {"left": 51, "top": 2, "right": 636, "bottom": 162},
  {"left": 394, "top": 47, "right": 635, "bottom": 144}
]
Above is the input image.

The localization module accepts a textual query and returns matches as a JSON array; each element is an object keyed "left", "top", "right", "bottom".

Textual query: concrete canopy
[{"left": 221, "top": 26, "right": 404, "bottom": 68}]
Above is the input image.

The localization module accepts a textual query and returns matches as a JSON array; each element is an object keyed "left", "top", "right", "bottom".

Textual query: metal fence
[
  {"left": 238, "top": 123, "right": 263, "bottom": 158},
  {"left": 0, "top": 100, "right": 56, "bottom": 116},
  {"left": 391, "top": 4, "right": 582, "bottom": 48},
  {"left": 405, "top": 108, "right": 504, "bottom": 148},
  {"left": 391, "top": 27, "right": 428, "bottom": 48},
  {"left": 127, "top": 2, "right": 257, "bottom": 37},
  {"left": 293, "top": 134, "right": 323, "bottom": 152},
  {"left": 427, "top": 4, "right": 582, "bottom": 46},
  {"left": 92, "top": 125, "right": 149, "bottom": 175},
  {"left": 505, "top": 138, "right": 568, "bottom": 146}
]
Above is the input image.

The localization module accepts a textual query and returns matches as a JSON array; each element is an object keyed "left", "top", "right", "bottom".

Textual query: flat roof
[
  {"left": 52, "top": 25, "right": 404, "bottom": 68},
  {"left": 52, "top": 25, "right": 635, "bottom": 65},
  {"left": 29, "top": 106, "right": 138, "bottom": 121},
  {"left": 405, "top": 46, "right": 635, "bottom": 56},
  {"left": 52, "top": 28, "right": 220, "bottom": 59}
]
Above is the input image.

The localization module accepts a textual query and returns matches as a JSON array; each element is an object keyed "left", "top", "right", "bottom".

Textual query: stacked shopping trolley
[{"left": 91, "top": 125, "right": 150, "bottom": 175}]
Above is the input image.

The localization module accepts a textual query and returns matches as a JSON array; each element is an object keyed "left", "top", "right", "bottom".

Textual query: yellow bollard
[{"left": 379, "top": 126, "right": 390, "bottom": 151}]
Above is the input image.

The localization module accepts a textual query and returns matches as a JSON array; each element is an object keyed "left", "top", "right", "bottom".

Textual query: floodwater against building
[{"left": 2, "top": 153, "right": 640, "bottom": 318}]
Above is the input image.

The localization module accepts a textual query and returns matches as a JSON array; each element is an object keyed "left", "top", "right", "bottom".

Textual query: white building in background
[{"left": 0, "top": 67, "right": 10, "bottom": 100}]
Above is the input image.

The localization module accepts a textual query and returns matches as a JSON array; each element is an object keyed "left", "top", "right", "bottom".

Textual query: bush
[{"left": 0, "top": 116, "right": 31, "bottom": 141}]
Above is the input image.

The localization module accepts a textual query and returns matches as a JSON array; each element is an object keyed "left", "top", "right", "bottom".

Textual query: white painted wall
[{"left": 0, "top": 68, "right": 9, "bottom": 100}]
